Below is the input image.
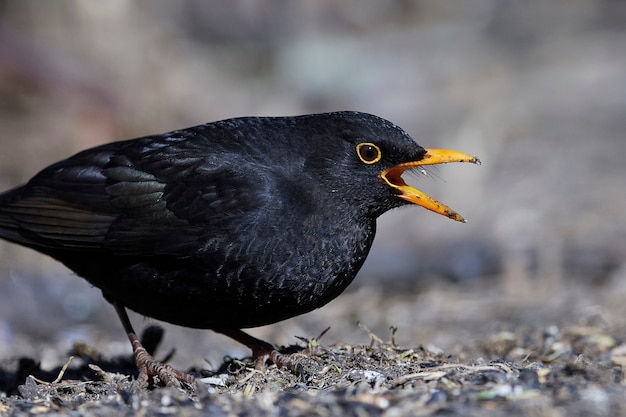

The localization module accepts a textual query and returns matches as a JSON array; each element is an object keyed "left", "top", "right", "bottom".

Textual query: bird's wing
[{"left": 0, "top": 137, "right": 271, "bottom": 257}]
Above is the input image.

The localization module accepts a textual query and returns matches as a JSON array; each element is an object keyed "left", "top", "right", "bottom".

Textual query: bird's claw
[
  {"left": 130, "top": 333, "right": 196, "bottom": 390},
  {"left": 252, "top": 342, "right": 331, "bottom": 381}
]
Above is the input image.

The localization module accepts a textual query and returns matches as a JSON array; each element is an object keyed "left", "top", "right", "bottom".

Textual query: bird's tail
[{"left": 0, "top": 185, "right": 33, "bottom": 246}]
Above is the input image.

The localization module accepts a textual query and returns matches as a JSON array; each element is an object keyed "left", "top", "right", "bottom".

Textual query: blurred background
[{"left": 0, "top": 0, "right": 625, "bottom": 371}]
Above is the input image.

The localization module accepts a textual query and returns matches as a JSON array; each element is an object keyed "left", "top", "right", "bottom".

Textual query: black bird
[{"left": 0, "top": 111, "right": 479, "bottom": 388}]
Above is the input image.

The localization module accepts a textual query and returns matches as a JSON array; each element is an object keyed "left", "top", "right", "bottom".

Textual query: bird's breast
[
  {"left": 73, "top": 210, "right": 377, "bottom": 330},
  {"left": 196, "top": 216, "right": 376, "bottom": 328},
  {"left": 160, "top": 214, "right": 374, "bottom": 328}
]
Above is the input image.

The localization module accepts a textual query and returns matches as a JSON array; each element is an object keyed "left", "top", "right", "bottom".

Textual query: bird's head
[{"left": 301, "top": 112, "right": 481, "bottom": 222}]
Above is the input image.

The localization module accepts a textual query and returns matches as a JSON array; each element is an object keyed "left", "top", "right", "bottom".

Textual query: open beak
[{"left": 381, "top": 149, "right": 481, "bottom": 223}]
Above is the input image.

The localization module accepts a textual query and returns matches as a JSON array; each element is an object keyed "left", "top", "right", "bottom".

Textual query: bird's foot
[
  {"left": 217, "top": 328, "right": 332, "bottom": 376},
  {"left": 253, "top": 343, "right": 328, "bottom": 374},
  {"left": 129, "top": 332, "right": 196, "bottom": 390}
]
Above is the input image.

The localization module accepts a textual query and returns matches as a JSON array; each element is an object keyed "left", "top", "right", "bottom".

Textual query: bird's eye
[{"left": 356, "top": 142, "right": 381, "bottom": 164}]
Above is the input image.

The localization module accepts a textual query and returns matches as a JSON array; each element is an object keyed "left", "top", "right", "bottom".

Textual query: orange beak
[{"left": 381, "top": 149, "right": 481, "bottom": 222}]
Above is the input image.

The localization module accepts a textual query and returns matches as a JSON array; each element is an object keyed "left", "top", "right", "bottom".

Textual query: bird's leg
[
  {"left": 112, "top": 300, "right": 196, "bottom": 389},
  {"left": 216, "top": 329, "right": 325, "bottom": 373},
  {"left": 214, "top": 328, "right": 276, "bottom": 370}
]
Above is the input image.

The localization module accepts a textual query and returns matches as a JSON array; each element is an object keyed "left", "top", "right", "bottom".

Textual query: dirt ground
[
  {"left": 2, "top": 275, "right": 626, "bottom": 416},
  {"left": 1, "top": 1, "right": 626, "bottom": 416}
]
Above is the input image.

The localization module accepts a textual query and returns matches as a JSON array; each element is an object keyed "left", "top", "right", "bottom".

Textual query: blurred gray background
[{"left": 0, "top": 1, "right": 625, "bottom": 371}]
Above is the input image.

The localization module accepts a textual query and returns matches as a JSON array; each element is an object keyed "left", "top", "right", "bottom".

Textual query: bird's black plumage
[{"left": 0, "top": 111, "right": 479, "bottom": 386}]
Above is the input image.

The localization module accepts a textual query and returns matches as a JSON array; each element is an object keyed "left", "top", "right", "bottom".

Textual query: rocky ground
[
  {"left": 2, "top": 270, "right": 626, "bottom": 416},
  {"left": 7, "top": 334, "right": 626, "bottom": 417},
  {"left": 1, "top": 1, "right": 626, "bottom": 416}
]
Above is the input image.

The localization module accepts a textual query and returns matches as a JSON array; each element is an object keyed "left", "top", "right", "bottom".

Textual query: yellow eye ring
[{"left": 356, "top": 142, "right": 381, "bottom": 164}]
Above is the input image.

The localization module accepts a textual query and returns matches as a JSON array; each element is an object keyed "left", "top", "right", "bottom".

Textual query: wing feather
[{"left": 0, "top": 132, "right": 271, "bottom": 257}]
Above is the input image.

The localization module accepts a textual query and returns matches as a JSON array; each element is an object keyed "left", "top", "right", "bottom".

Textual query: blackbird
[{"left": 0, "top": 111, "right": 479, "bottom": 388}]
